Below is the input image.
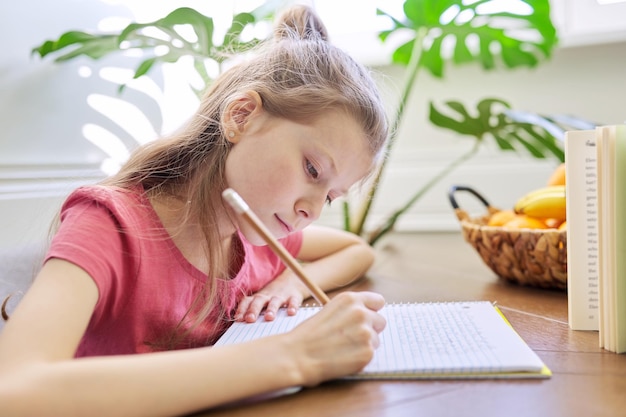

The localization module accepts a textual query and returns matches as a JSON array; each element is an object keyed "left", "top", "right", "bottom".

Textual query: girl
[{"left": 0, "top": 5, "right": 389, "bottom": 416}]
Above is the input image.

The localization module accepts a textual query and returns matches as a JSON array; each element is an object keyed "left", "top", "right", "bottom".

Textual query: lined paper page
[
  {"left": 214, "top": 301, "right": 548, "bottom": 378},
  {"left": 214, "top": 307, "right": 318, "bottom": 344},
  {"left": 361, "top": 302, "right": 544, "bottom": 375}
]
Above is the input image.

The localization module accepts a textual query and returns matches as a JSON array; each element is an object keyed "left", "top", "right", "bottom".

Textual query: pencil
[{"left": 222, "top": 188, "right": 330, "bottom": 305}]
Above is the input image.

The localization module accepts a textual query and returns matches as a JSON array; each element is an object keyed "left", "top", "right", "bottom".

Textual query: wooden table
[{"left": 196, "top": 232, "right": 626, "bottom": 417}]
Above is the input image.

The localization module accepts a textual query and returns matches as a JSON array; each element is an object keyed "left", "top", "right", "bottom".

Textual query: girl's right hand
[{"left": 281, "top": 291, "right": 386, "bottom": 386}]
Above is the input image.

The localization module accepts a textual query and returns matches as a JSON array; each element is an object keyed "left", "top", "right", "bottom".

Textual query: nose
[{"left": 295, "top": 192, "right": 326, "bottom": 222}]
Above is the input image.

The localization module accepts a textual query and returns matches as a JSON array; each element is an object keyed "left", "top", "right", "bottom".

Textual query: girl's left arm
[
  {"left": 235, "top": 225, "right": 375, "bottom": 322},
  {"left": 296, "top": 224, "right": 375, "bottom": 291}
]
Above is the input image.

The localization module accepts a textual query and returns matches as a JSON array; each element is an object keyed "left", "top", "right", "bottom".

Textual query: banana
[{"left": 514, "top": 185, "right": 566, "bottom": 220}]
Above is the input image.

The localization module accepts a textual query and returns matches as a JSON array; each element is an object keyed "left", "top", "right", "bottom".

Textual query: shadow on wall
[{"left": 0, "top": 0, "right": 171, "bottom": 170}]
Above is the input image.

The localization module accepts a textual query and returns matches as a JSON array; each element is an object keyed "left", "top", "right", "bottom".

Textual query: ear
[{"left": 222, "top": 91, "right": 263, "bottom": 143}]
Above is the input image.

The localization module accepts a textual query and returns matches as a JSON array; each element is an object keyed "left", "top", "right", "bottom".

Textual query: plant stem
[
  {"left": 367, "top": 140, "right": 481, "bottom": 246},
  {"left": 351, "top": 27, "right": 428, "bottom": 235},
  {"left": 342, "top": 200, "right": 351, "bottom": 231}
]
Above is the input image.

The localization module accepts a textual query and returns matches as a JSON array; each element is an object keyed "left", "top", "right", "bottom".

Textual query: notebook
[{"left": 214, "top": 301, "right": 551, "bottom": 379}]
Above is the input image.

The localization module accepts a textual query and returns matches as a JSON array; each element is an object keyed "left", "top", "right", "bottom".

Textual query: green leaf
[
  {"left": 32, "top": 31, "right": 119, "bottom": 61},
  {"left": 223, "top": 12, "right": 256, "bottom": 47},
  {"left": 509, "top": 131, "right": 545, "bottom": 158},
  {"left": 519, "top": 124, "right": 565, "bottom": 160},
  {"left": 453, "top": 35, "right": 474, "bottom": 65},
  {"left": 32, "top": 7, "right": 266, "bottom": 83},
  {"left": 133, "top": 57, "right": 158, "bottom": 79},
  {"left": 492, "top": 133, "right": 517, "bottom": 151},
  {"left": 391, "top": 40, "right": 415, "bottom": 65},
  {"left": 378, "top": 0, "right": 558, "bottom": 77},
  {"left": 430, "top": 99, "right": 512, "bottom": 139},
  {"left": 429, "top": 97, "right": 565, "bottom": 161},
  {"left": 118, "top": 7, "right": 216, "bottom": 56},
  {"left": 420, "top": 38, "right": 444, "bottom": 77},
  {"left": 429, "top": 101, "right": 482, "bottom": 137}
]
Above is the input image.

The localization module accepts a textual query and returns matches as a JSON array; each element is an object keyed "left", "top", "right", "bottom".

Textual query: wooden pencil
[{"left": 222, "top": 188, "right": 330, "bottom": 305}]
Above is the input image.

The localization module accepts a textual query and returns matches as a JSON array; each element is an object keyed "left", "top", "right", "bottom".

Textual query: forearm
[
  {"left": 300, "top": 241, "right": 375, "bottom": 296},
  {"left": 1, "top": 338, "right": 301, "bottom": 417}
]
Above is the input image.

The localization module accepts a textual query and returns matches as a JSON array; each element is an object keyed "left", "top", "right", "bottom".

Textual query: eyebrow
[
  {"left": 315, "top": 145, "right": 348, "bottom": 194},
  {"left": 326, "top": 149, "right": 353, "bottom": 196}
]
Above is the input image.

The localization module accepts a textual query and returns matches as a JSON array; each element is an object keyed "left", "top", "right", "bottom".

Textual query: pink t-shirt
[{"left": 45, "top": 185, "right": 303, "bottom": 356}]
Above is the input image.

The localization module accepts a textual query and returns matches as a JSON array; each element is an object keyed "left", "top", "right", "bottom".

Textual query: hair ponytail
[{"left": 273, "top": 4, "right": 329, "bottom": 42}]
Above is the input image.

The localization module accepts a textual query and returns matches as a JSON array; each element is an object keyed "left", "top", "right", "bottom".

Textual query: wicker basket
[{"left": 448, "top": 185, "right": 567, "bottom": 290}]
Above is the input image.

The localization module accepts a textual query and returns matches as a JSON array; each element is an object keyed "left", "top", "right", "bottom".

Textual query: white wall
[
  {"left": 1, "top": 0, "right": 626, "bottom": 250},
  {"left": 0, "top": 0, "right": 165, "bottom": 249}
]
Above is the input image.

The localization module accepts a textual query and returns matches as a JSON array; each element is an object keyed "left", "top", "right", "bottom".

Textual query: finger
[
  {"left": 370, "top": 329, "right": 381, "bottom": 350},
  {"left": 326, "top": 291, "right": 383, "bottom": 314},
  {"left": 234, "top": 297, "right": 253, "bottom": 321},
  {"left": 371, "top": 312, "right": 387, "bottom": 334},
  {"left": 360, "top": 291, "right": 386, "bottom": 312},
  {"left": 263, "top": 297, "right": 285, "bottom": 321},
  {"left": 244, "top": 295, "right": 271, "bottom": 323},
  {"left": 285, "top": 296, "right": 301, "bottom": 316},
  {"left": 324, "top": 292, "right": 386, "bottom": 334}
]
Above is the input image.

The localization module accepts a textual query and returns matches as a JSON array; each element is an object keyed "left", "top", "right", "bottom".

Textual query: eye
[
  {"left": 305, "top": 159, "right": 319, "bottom": 179},
  {"left": 305, "top": 158, "right": 333, "bottom": 206}
]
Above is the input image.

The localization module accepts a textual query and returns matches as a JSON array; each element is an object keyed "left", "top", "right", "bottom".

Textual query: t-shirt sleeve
[{"left": 45, "top": 196, "right": 136, "bottom": 324}]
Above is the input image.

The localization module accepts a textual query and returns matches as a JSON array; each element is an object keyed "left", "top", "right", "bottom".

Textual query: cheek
[
  {"left": 225, "top": 147, "right": 300, "bottom": 203},
  {"left": 254, "top": 159, "right": 300, "bottom": 200}
]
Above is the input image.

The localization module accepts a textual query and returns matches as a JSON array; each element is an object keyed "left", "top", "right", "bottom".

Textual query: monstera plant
[
  {"left": 33, "top": 0, "right": 568, "bottom": 245},
  {"left": 32, "top": 4, "right": 278, "bottom": 173},
  {"left": 345, "top": 0, "right": 563, "bottom": 245},
  {"left": 33, "top": 5, "right": 276, "bottom": 98}
]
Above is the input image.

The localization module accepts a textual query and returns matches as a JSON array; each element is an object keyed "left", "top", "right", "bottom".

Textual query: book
[
  {"left": 214, "top": 301, "right": 551, "bottom": 379},
  {"left": 596, "top": 124, "right": 626, "bottom": 353},
  {"left": 565, "top": 124, "right": 626, "bottom": 352},
  {"left": 564, "top": 129, "right": 600, "bottom": 330}
]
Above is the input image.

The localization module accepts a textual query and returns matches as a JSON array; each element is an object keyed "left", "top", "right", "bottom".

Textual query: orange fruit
[
  {"left": 488, "top": 210, "right": 517, "bottom": 227},
  {"left": 547, "top": 163, "right": 566, "bottom": 186},
  {"left": 544, "top": 218, "right": 565, "bottom": 229},
  {"left": 503, "top": 214, "right": 549, "bottom": 230}
]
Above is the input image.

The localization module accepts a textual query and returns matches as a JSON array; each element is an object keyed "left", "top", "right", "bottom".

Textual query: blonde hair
[{"left": 100, "top": 4, "right": 388, "bottom": 349}]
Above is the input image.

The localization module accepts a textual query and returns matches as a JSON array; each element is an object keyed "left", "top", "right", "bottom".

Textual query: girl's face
[{"left": 224, "top": 108, "right": 372, "bottom": 245}]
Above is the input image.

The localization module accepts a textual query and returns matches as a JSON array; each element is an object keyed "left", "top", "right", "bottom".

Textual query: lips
[{"left": 274, "top": 214, "right": 293, "bottom": 234}]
